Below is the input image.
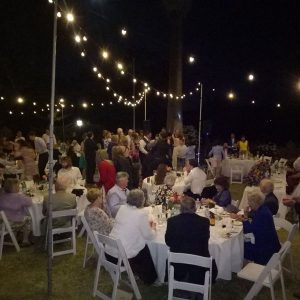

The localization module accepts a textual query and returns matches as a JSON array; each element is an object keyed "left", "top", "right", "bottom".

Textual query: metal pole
[
  {"left": 144, "top": 91, "right": 147, "bottom": 121},
  {"left": 47, "top": 0, "right": 57, "bottom": 295},
  {"left": 197, "top": 83, "right": 203, "bottom": 165},
  {"left": 132, "top": 58, "right": 136, "bottom": 130},
  {"left": 62, "top": 107, "right": 65, "bottom": 142}
]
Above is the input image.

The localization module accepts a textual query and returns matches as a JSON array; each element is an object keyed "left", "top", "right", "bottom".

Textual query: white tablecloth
[
  {"left": 222, "top": 158, "right": 257, "bottom": 177},
  {"left": 147, "top": 212, "right": 243, "bottom": 283},
  {"left": 239, "top": 174, "right": 288, "bottom": 218},
  {"left": 27, "top": 183, "right": 88, "bottom": 236}
]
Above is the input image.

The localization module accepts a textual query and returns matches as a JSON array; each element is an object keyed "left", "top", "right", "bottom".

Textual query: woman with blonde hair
[{"left": 84, "top": 188, "right": 114, "bottom": 235}]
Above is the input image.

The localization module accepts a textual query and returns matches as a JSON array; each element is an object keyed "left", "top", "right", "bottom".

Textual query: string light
[
  {"left": 121, "top": 28, "right": 127, "bottom": 36},
  {"left": 81, "top": 51, "right": 85, "bottom": 57},
  {"left": 33, "top": 102, "right": 36, "bottom": 106},
  {"left": 48, "top": 0, "right": 53, "bottom": 3},
  {"left": 17, "top": 97, "right": 24, "bottom": 104},
  {"left": 251, "top": 100, "right": 255, "bottom": 104},
  {"left": 74, "top": 35, "right": 81, "bottom": 43},
  {"left": 9, "top": 111, "right": 13, "bottom": 115},
  {"left": 82, "top": 36, "right": 87, "bottom": 42},
  {"left": 57, "top": 12, "right": 62, "bottom": 18},
  {"left": 277, "top": 103, "right": 281, "bottom": 108},
  {"left": 76, "top": 119, "right": 83, "bottom": 127},
  {"left": 227, "top": 92, "right": 235, "bottom": 100},
  {"left": 117, "top": 62, "right": 123, "bottom": 70},
  {"left": 0, "top": 96, "right": 4, "bottom": 100},
  {"left": 82, "top": 102, "right": 88, "bottom": 108},
  {"left": 248, "top": 74, "right": 255, "bottom": 81},
  {"left": 133, "top": 78, "right": 137, "bottom": 83},
  {"left": 188, "top": 56, "right": 195, "bottom": 64},
  {"left": 66, "top": 13, "right": 74, "bottom": 22},
  {"left": 97, "top": 73, "right": 102, "bottom": 78},
  {"left": 102, "top": 50, "right": 109, "bottom": 60}
]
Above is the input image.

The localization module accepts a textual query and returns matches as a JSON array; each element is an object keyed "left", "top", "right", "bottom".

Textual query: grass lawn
[{"left": 0, "top": 184, "right": 299, "bottom": 300}]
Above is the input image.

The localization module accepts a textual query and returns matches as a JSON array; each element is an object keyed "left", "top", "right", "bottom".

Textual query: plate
[{"left": 233, "top": 220, "right": 243, "bottom": 226}]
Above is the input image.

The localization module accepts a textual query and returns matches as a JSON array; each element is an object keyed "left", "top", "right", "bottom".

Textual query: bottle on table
[{"left": 209, "top": 212, "right": 215, "bottom": 226}]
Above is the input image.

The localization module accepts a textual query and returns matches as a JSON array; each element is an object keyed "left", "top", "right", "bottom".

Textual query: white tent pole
[{"left": 47, "top": 0, "right": 58, "bottom": 295}]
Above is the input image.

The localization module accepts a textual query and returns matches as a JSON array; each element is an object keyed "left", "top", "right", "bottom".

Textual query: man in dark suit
[
  {"left": 228, "top": 133, "right": 238, "bottom": 155},
  {"left": 165, "top": 197, "right": 217, "bottom": 286},
  {"left": 260, "top": 179, "right": 279, "bottom": 215},
  {"left": 84, "top": 131, "right": 98, "bottom": 184}
]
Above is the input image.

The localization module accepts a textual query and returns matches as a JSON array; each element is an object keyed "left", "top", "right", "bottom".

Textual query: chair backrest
[
  {"left": 81, "top": 215, "right": 98, "bottom": 247},
  {"left": 52, "top": 209, "right": 77, "bottom": 219},
  {"left": 278, "top": 241, "right": 291, "bottom": 263},
  {"left": 0, "top": 211, "right": 10, "bottom": 233},
  {"left": 273, "top": 217, "right": 297, "bottom": 242},
  {"left": 205, "top": 159, "right": 214, "bottom": 177},
  {"left": 244, "top": 253, "right": 280, "bottom": 300},
  {"left": 279, "top": 158, "right": 288, "bottom": 167},
  {"left": 168, "top": 252, "right": 212, "bottom": 299}
]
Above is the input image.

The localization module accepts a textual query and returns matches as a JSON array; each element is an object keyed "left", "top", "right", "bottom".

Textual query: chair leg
[
  {"left": 6, "top": 223, "right": 20, "bottom": 252},
  {"left": 280, "top": 272, "right": 287, "bottom": 300},
  {"left": 93, "top": 257, "right": 101, "bottom": 297},
  {"left": 289, "top": 252, "right": 295, "bottom": 276},
  {"left": 111, "top": 271, "right": 120, "bottom": 300},
  {"left": 78, "top": 226, "right": 85, "bottom": 238},
  {"left": 83, "top": 236, "right": 89, "bottom": 268},
  {"left": 270, "top": 284, "right": 275, "bottom": 300},
  {"left": 72, "top": 222, "right": 76, "bottom": 255},
  {"left": 0, "top": 225, "right": 5, "bottom": 260}
]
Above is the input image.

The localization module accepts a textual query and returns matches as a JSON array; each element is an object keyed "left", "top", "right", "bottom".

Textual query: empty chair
[
  {"left": 205, "top": 159, "right": 215, "bottom": 179},
  {"left": 238, "top": 241, "right": 291, "bottom": 300},
  {"left": 168, "top": 252, "right": 213, "bottom": 300},
  {"left": 278, "top": 158, "right": 288, "bottom": 167},
  {"left": 0, "top": 211, "right": 20, "bottom": 259},
  {"left": 92, "top": 231, "right": 141, "bottom": 300},
  {"left": 230, "top": 165, "right": 244, "bottom": 184},
  {"left": 273, "top": 217, "right": 298, "bottom": 275},
  {"left": 45, "top": 209, "right": 77, "bottom": 257},
  {"left": 263, "top": 156, "right": 273, "bottom": 164}
]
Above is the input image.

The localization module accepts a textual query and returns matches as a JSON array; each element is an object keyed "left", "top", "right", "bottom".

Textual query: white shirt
[
  {"left": 139, "top": 137, "right": 150, "bottom": 155},
  {"left": 293, "top": 157, "right": 300, "bottom": 172},
  {"left": 172, "top": 144, "right": 188, "bottom": 170},
  {"left": 106, "top": 185, "right": 129, "bottom": 218},
  {"left": 42, "top": 133, "right": 57, "bottom": 145},
  {"left": 108, "top": 204, "right": 155, "bottom": 259},
  {"left": 34, "top": 137, "right": 48, "bottom": 154},
  {"left": 184, "top": 167, "right": 207, "bottom": 195},
  {"left": 57, "top": 167, "right": 82, "bottom": 188}
]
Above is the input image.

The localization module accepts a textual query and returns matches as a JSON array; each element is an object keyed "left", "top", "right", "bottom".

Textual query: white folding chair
[
  {"left": 168, "top": 252, "right": 212, "bottom": 300},
  {"left": 278, "top": 158, "right": 288, "bottom": 167},
  {"left": 81, "top": 215, "right": 96, "bottom": 268},
  {"left": 238, "top": 241, "right": 291, "bottom": 300},
  {"left": 230, "top": 166, "right": 243, "bottom": 184},
  {"left": 263, "top": 156, "right": 273, "bottom": 164},
  {"left": 0, "top": 211, "right": 20, "bottom": 259},
  {"left": 273, "top": 217, "right": 298, "bottom": 275},
  {"left": 231, "top": 199, "right": 239, "bottom": 207},
  {"left": 45, "top": 209, "right": 77, "bottom": 257},
  {"left": 205, "top": 159, "right": 215, "bottom": 179},
  {"left": 93, "top": 231, "right": 142, "bottom": 300}
]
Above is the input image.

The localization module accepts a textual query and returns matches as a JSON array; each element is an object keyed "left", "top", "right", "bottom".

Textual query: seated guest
[
  {"left": 107, "top": 189, "right": 157, "bottom": 284},
  {"left": 155, "top": 173, "right": 177, "bottom": 204},
  {"left": 184, "top": 159, "right": 207, "bottom": 199},
  {"left": 0, "top": 179, "right": 32, "bottom": 245},
  {"left": 57, "top": 156, "right": 82, "bottom": 188},
  {"left": 153, "top": 163, "right": 168, "bottom": 185},
  {"left": 42, "top": 178, "right": 77, "bottom": 230},
  {"left": 203, "top": 176, "right": 232, "bottom": 208},
  {"left": 260, "top": 179, "right": 279, "bottom": 215},
  {"left": 233, "top": 192, "right": 280, "bottom": 265},
  {"left": 84, "top": 188, "right": 114, "bottom": 235},
  {"left": 106, "top": 172, "right": 129, "bottom": 218},
  {"left": 165, "top": 197, "right": 217, "bottom": 288},
  {"left": 98, "top": 159, "right": 116, "bottom": 193},
  {"left": 0, "top": 152, "right": 15, "bottom": 167}
]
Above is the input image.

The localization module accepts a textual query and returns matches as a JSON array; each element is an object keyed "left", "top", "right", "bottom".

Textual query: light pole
[
  {"left": 132, "top": 58, "right": 136, "bottom": 130},
  {"left": 59, "top": 98, "right": 65, "bottom": 142},
  {"left": 144, "top": 89, "right": 147, "bottom": 121},
  {"left": 197, "top": 83, "right": 203, "bottom": 165},
  {"left": 47, "top": 0, "right": 58, "bottom": 295}
]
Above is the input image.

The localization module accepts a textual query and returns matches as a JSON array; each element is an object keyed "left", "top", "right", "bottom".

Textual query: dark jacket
[
  {"left": 165, "top": 213, "right": 217, "bottom": 284},
  {"left": 264, "top": 192, "right": 279, "bottom": 215},
  {"left": 113, "top": 156, "right": 134, "bottom": 189},
  {"left": 84, "top": 138, "right": 97, "bottom": 161},
  {"left": 243, "top": 204, "right": 281, "bottom": 265}
]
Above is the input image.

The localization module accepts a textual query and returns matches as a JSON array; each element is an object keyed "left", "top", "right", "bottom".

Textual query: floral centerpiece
[
  {"left": 168, "top": 192, "right": 182, "bottom": 210},
  {"left": 244, "top": 160, "right": 271, "bottom": 186}
]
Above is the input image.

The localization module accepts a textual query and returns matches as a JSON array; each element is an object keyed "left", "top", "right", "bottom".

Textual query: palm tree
[{"left": 163, "top": 0, "right": 192, "bottom": 132}]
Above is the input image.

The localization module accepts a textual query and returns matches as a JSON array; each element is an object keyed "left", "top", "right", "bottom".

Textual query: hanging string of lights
[{"left": 51, "top": 1, "right": 201, "bottom": 102}]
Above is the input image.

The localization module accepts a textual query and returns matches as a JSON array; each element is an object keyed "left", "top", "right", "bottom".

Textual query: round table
[
  {"left": 221, "top": 158, "right": 257, "bottom": 177},
  {"left": 145, "top": 208, "right": 244, "bottom": 283}
]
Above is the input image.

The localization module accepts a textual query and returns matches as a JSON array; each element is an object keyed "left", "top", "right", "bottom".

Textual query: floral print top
[
  {"left": 155, "top": 184, "right": 173, "bottom": 205},
  {"left": 84, "top": 206, "right": 114, "bottom": 236}
]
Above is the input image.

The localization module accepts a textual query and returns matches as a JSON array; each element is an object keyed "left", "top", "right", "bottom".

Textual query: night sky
[{"left": 1, "top": 0, "right": 300, "bottom": 144}]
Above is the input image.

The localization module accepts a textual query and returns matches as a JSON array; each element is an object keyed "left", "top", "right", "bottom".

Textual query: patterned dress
[
  {"left": 155, "top": 184, "right": 173, "bottom": 205},
  {"left": 84, "top": 206, "right": 114, "bottom": 236}
]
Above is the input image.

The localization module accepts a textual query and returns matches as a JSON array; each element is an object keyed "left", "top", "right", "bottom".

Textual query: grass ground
[{"left": 0, "top": 184, "right": 299, "bottom": 300}]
